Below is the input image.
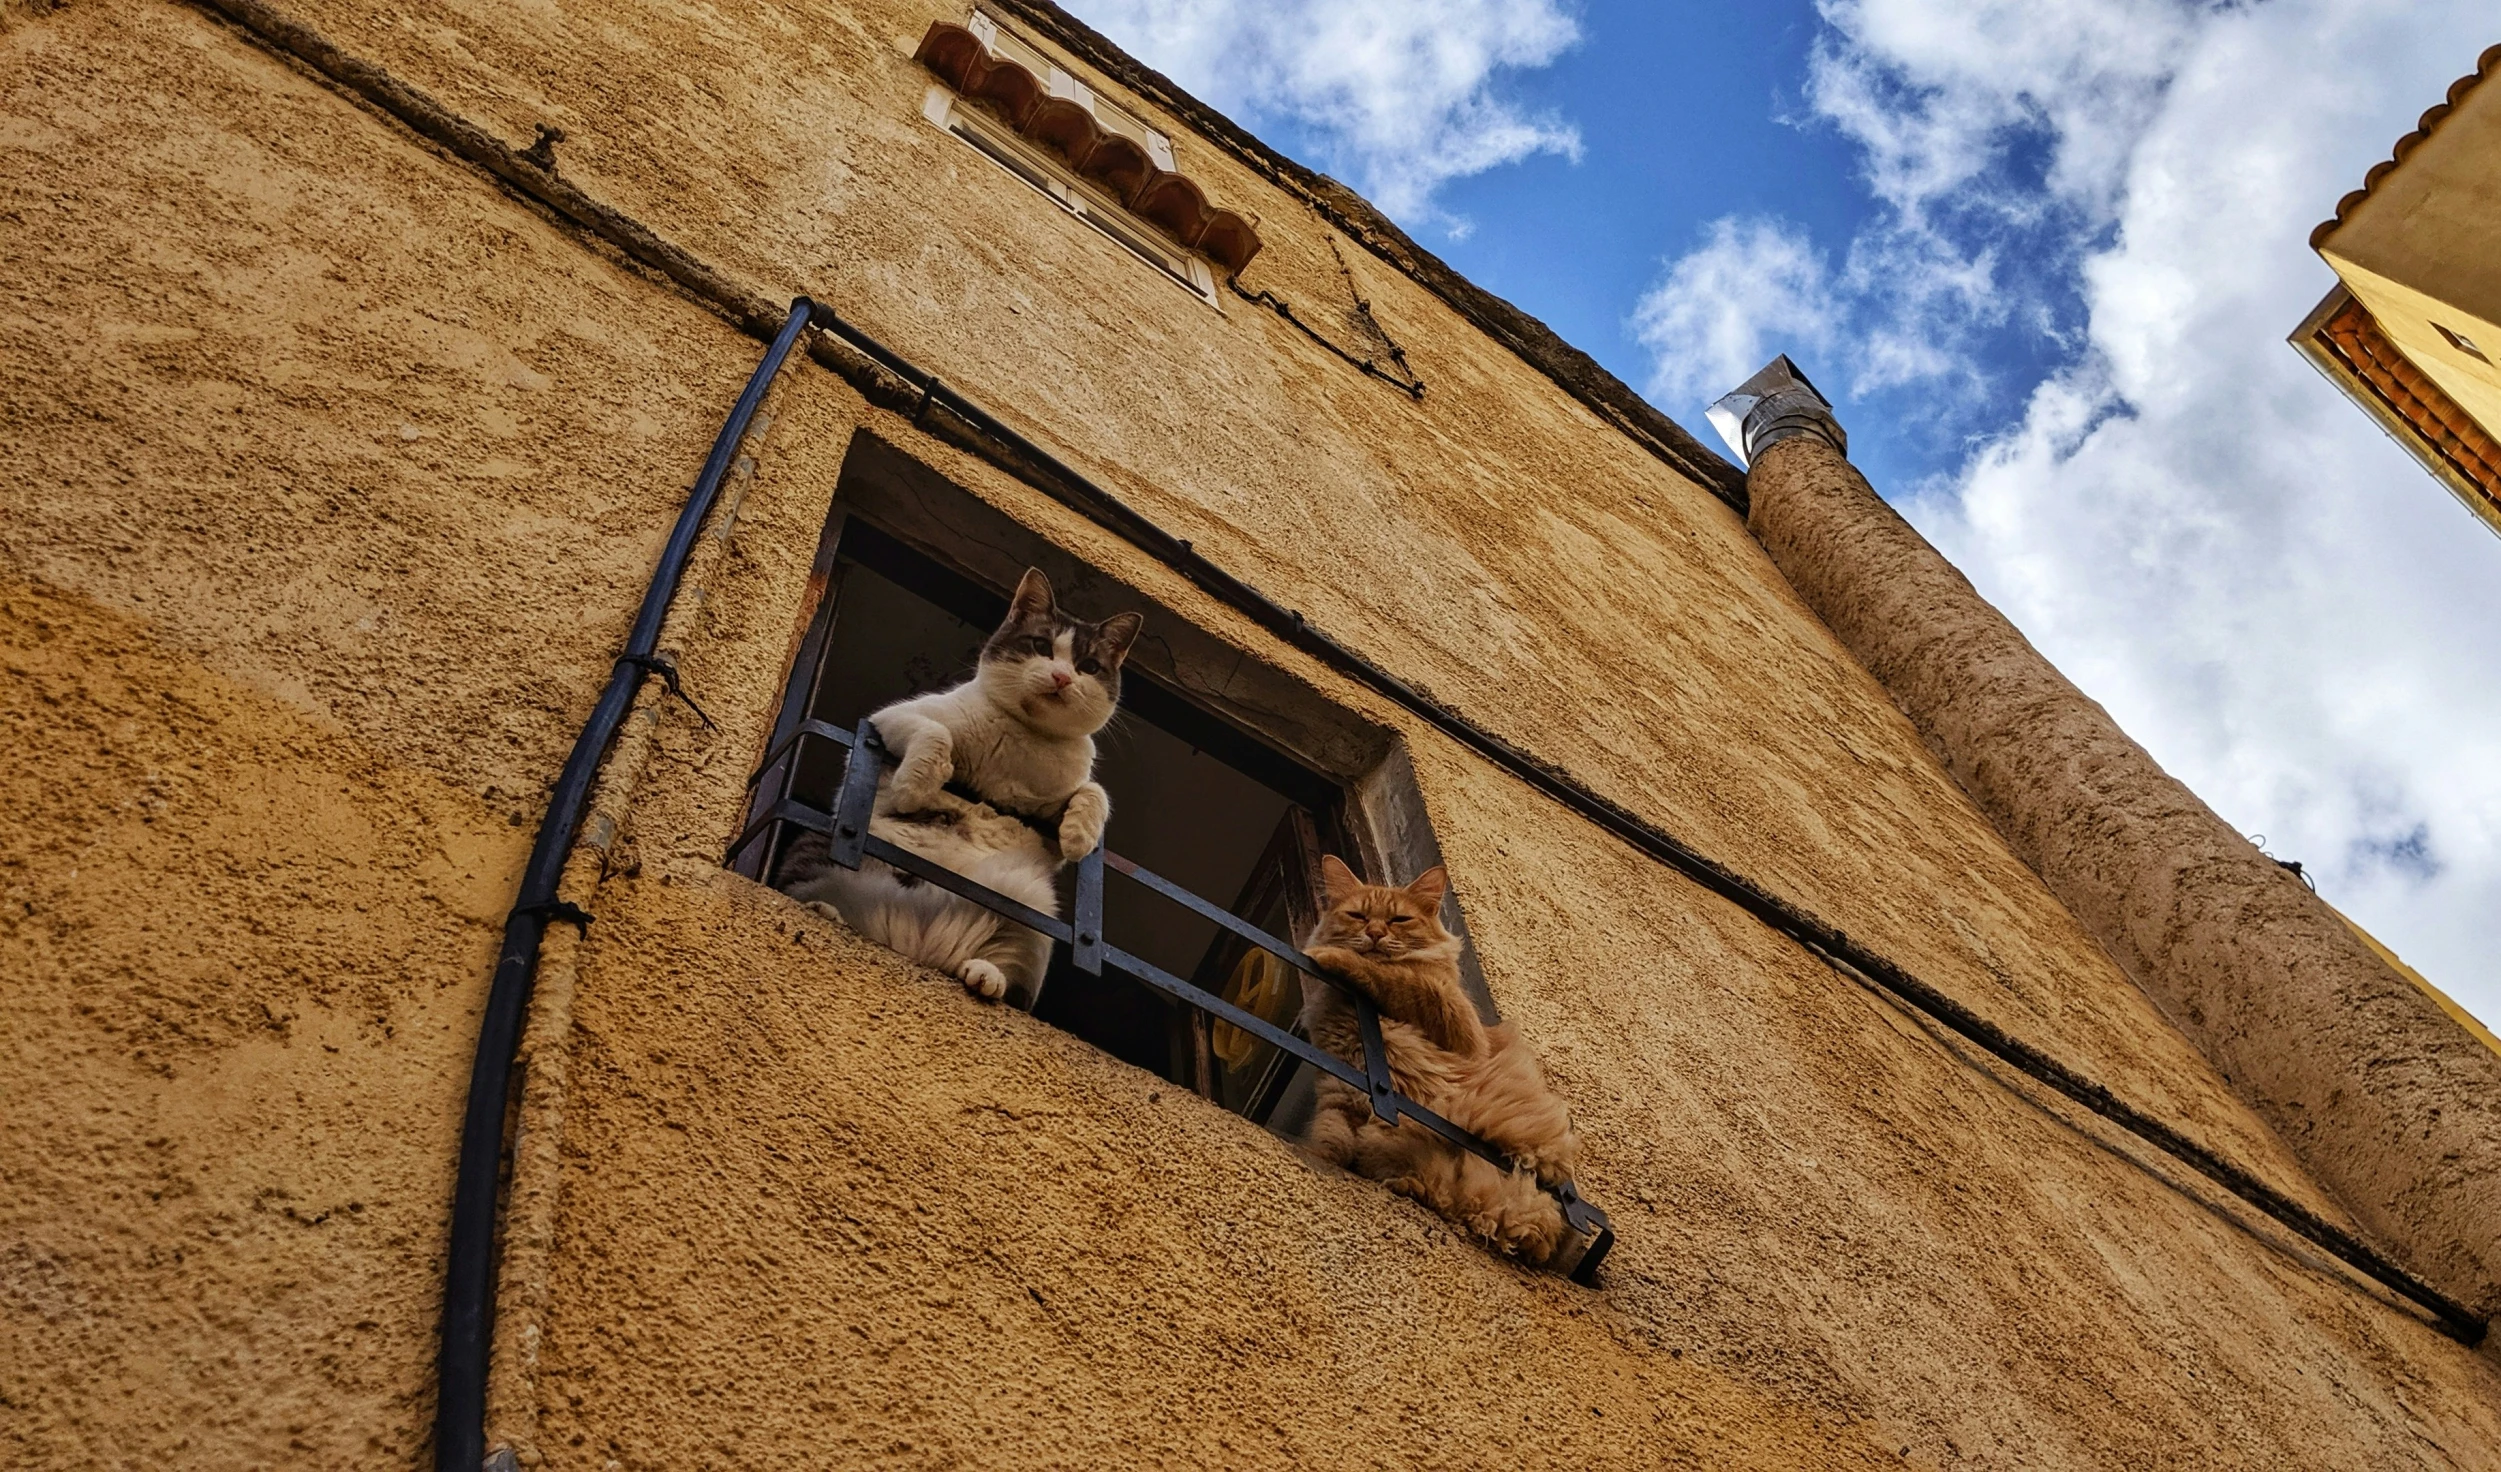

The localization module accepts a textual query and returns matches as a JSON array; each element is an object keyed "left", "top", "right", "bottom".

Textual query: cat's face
[
  {"left": 976, "top": 567, "right": 1143, "bottom": 737},
  {"left": 1310, "top": 855, "right": 1452, "bottom": 958}
]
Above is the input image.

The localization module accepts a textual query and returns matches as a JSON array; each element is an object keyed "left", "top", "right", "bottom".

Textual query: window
[
  {"left": 727, "top": 432, "right": 1610, "bottom": 1277},
  {"left": 920, "top": 86, "right": 1219, "bottom": 304},
  {"left": 964, "top": 10, "right": 1177, "bottom": 173},
  {"left": 912, "top": 12, "right": 1263, "bottom": 306},
  {"left": 2433, "top": 321, "right": 2491, "bottom": 365},
  {"left": 731, "top": 435, "right": 1503, "bottom": 1132},
  {"left": 738, "top": 515, "right": 1347, "bottom": 1124}
]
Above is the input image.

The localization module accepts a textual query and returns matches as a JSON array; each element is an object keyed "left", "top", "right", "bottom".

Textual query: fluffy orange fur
[{"left": 1297, "top": 855, "right": 1582, "bottom": 1267}]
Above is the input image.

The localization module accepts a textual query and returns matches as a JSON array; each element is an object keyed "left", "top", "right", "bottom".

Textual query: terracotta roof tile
[
  {"left": 2312, "top": 43, "right": 2501, "bottom": 252},
  {"left": 2309, "top": 292, "right": 2501, "bottom": 520}
]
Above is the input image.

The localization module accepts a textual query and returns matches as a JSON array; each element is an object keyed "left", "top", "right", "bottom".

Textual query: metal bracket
[
  {"left": 1354, "top": 994, "right": 1399, "bottom": 1124},
  {"left": 828, "top": 718, "right": 884, "bottom": 869},
  {"left": 1071, "top": 845, "right": 1105, "bottom": 975},
  {"left": 511, "top": 898, "right": 593, "bottom": 932},
  {"left": 617, "top": 651, "right": 717, "bottom": 729}
]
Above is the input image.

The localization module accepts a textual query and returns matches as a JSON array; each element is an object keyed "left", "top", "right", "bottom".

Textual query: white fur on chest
[{"left": 876, "top": 684, "right": 1096, "bottom": 812}]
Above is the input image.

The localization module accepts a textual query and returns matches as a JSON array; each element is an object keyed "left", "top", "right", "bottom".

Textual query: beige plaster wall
[
  {"left": 2323, "top": 50, "right": 2501, "bottom": 443},
  {"left": 255, "top": 0, "right": 2341, "bottom": 1225},
  {"left": 511, "top": 369, "right": 2501, "bottom": 1468},
  {"left": 5, "top": 2, "right": 2499, "bottom": 1469},
  {"left": 0, "top": 2, "right": 790, "bottom": 1462},
  {"left": 2327, "top": 56, "right": 2501, "bottom": 334}
]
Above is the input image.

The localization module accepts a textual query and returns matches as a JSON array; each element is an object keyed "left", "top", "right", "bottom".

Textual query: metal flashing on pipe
[
  {"left": 1706, "top": 355, "right": 1847, "bottom": 467},
  {"left": 436, "top": 300, "right": 814, "bottom": 1472}
]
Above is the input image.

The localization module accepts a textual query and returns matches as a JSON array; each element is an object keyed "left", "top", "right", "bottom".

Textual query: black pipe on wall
[{"left": 436, "top": 299, "right": 814, "bottom": 1472}]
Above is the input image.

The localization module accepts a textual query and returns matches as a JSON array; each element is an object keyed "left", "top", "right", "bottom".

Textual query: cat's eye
[
  {"left": 1392, "top": 915, "right": 1415, "bottom": 924},
  {"left": 1075, "top": 658, "right": 1100, "bottom": 675}
]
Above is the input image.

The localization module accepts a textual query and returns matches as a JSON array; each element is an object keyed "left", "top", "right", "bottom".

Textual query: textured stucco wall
[
  {"left": 1745, "top": 434, "right": 2501, "bottom": 1319},
  {"left": 6, "top": 1, "right": 2501, "bottom": 1469},
  {"left": 0, "top": 2, "right": 796, "bottom": 1462},
  {"left": 255, "top": 0, "right": 2343, "bottom": 1186}
]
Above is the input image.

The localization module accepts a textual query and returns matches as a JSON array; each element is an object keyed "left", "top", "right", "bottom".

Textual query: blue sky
[
  {"left": 1422, "top": 3, "right": 1856, "bottom": 383},
  {"left": 1407, "top": 0, "right": 1939, "bottom": 490},
  {"left": 1081, "top": 0, "right": 2501, "bottom": 1029}
]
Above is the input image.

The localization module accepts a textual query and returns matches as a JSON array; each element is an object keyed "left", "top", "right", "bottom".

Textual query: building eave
[
  {"left": 2291, "top": 282, "right": 2501, "bottom": 538},
  {"left": 2311, "top": 42, "right": 2501, "bottom": 253}
]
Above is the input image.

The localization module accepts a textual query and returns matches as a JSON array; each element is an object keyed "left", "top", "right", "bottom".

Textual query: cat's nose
[{"left": 1049, "top": 669, "right": 1073, "bottom": 690}]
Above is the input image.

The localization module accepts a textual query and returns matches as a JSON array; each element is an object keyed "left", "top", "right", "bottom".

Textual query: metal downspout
[{"left": 436, "top": 299, "right": 814, "bottom": 1472}]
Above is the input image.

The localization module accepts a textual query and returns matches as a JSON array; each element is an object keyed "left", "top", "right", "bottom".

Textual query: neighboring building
[
  {"left": 2295, "top": 43, "right": 2501, "bottom": 536},
  {"left": 7, "top": 4, "right": 2501, "bottom": 1470}
]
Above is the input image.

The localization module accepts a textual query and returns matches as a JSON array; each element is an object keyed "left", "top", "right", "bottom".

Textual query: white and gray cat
[{"left": 787, "top": 568, "right": 1142, "bottom": 1004}]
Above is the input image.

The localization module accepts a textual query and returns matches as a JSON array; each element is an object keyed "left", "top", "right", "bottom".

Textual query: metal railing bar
[
  {"left": 859, "top": 834, "right": 1075, "bottom": 945},
  {"left": 743, "top": 715, "right": 857, "bottom": 790},
  {"left": 743, "top": 798, "right": 1076, "bottom": 947},
  {"left": 1102, "top": 850, "right": 1319, "bottom": 974},
  {"left": 827, "top": 719, "right": 882, "bottom": 870},
  {"left": 1103, "top": 944, "right": 1369, "bottom": 1096},
  {"left": 762, "top": 780, "right": 1616, "bottom": 1273},
  {"left": 1354, "top": 995, "right": 1399, "bottom": 1125},
  {"left": 1100, "top": 844, "right": 1398, "bottom": 1127},
  {"left": 726, "top": 797, "right": 819, "bottom": 865},
  {"left": 1071, "top": 846, "right": 1106, "bottom": 974}
]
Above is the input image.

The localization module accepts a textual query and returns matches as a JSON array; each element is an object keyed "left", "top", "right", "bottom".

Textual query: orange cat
[{"left": 1297, "top": 855, "right": 1581, "bottom": 1266}]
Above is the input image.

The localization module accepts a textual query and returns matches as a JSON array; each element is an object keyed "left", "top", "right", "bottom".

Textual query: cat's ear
[
  {"left": 1404, "top": 865, "right": 1449, "bottom": 911},
  {"left": 1094, "top": 611, "right": 1143, "bottom": 666},
  {"left": 1318, "top": 853, "right": 1363, "bottom": 903},
  {"left": 1006, "top": 567, "right": 1054, "bottom": 624}
]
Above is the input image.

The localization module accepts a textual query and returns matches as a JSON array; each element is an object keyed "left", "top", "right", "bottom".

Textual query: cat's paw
[
  {"left": 1497, "top": 1206, "right": 1565, "bottom": 1267},
  {"left": 958, "top": 958, "right": 1009, "bottom": 1002},
  {"left": 1499, "top": 1141, "right": 1574, "bottom": 1191},
  {"left": 1056, "top": 783, "right": 1109, "bottom": 859},
  {"left": 802, "top": 900, "right": 850, "bottom": 932},
  {"left": 886, "top": 748, "right": 952, "bottom": 812},
  {"left": 1302, "top": 944, "right": 1365, "bottom": 977}
]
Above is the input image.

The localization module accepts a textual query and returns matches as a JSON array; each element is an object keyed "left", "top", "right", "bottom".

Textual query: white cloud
[
  {"left": 1075, "top": 0, "right": 1583, "bottom": 227},
  {"left": 1631, "top": 217, "right": 1839, "bottom": 411},
  {"left": 1649, "top": 0, "right": 2501, "bottom": 1021},
  {"left": 1904, "top": 0, "right": 2501, "bottom": 1024},
  {"left": 1806, "top": 0, "right": 2199, "bottom": 219},
  {"left": 1638, "top": 0, "right": 2211, "bottom": 428}
]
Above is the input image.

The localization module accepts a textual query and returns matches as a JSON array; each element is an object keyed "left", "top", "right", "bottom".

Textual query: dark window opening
[
  {"left": 2433, "top": 321, "right": 2491, "bottom": 364},
  {"left": 736, "top": 514, "right": 1355, "bottom": 1135}
]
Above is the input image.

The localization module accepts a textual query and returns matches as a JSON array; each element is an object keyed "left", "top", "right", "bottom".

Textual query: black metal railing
[{"left": 731, "top": 716, "right": 1616, "bottom": 1283}]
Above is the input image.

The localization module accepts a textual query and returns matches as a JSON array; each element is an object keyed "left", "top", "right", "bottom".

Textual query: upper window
[
  {"left": 964, "top": 11, "right": 1177, "bottom": 173},
  {"left": 920, "top": 86, "right": 1218, "bottom": 304},
  {"left": 913, "top": 13, "right": 1264, "bottom": 306}
]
